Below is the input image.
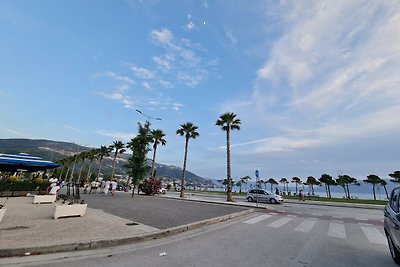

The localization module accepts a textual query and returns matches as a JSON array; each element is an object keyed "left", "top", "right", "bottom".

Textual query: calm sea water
[{"left": 207, "top": 179, "right": 399, "bottom": 200}]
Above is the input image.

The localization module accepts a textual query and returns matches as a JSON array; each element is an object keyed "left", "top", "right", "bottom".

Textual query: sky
[{"left": 1, "top": 0, "right": 400, "bottom": 182}]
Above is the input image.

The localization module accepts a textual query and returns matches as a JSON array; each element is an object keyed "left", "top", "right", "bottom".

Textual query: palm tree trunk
[
  {"left": 151, "top": 144, "right": 157, "bottom": 177},
  {"left": 111, "top": 152, "right": 118, "bottom": 180},
  {"left": 226, "top": 129, "right": 233, "bottom": 202},
  {"left": 180, "top": 137, "right": 189, "bottom": 198},
  {"left": 86, "top": 159, "right": 94, "bottom": 181},
  {"left": 64, "top": 164, "right": 71, "bottom": 181},
  {"left": 327, "top": 184, "right": 331, "bottom": 198},
  {"left": 97, "top": 157, "right": 103, "bottom": 180},
  {"left": 69, "top": 156, "right": 78, "bottom": 183},
  {"left": 295, "top": 183, "right": 298, "bottom": 195},
  {"left": 77, "top": 160, "right": 85, "bottom": 184},
  {"left": 346, "top": 184, "right": 351, "bottom": 199}
]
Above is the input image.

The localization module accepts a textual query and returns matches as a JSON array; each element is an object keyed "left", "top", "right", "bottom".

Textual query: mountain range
[{"left": 0, "top": 139, "right": 210, "bottom": 185}]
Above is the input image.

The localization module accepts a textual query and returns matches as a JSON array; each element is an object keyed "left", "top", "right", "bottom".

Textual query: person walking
[
  {"left": 111, "top": 179, "right": 118, "bottom": 196},
  {"left": 103, "top": 180, "right": 111, "bottom": 195},
  {"left": 299, "top": 189, "right": 305, "bottom": 201}
]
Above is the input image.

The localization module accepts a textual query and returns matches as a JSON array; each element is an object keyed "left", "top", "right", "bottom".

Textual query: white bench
[
  {"left": 53, "top": 204, "right": 87, "bottom": 219},
  {"left": 32, "top": 195, "right": 56, "bottom": 204}
]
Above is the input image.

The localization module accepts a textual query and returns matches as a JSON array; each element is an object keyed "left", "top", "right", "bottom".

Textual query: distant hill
[{"left": 0, "top": 138, "right": 209, "bottom": 185}]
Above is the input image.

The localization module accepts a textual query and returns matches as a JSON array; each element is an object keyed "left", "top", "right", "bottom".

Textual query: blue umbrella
[{"left": 0, "top": 153, "right": 60, "bottom": 172}]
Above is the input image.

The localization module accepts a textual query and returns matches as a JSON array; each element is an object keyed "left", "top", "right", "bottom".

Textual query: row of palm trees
[
  {"left": 55, "top": 112, "right": 241, "bottom": 202},
  {"left": 252, "top": 172, "right": 399, "bottom": 200}
]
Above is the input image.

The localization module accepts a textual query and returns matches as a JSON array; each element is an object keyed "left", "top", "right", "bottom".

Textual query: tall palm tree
[
  {"left": 110, "top": 141, "right": 126, "bottom": 180},
  {"left": 306, "top": 176, "right": 320, "bottom": 195},
  {"left": 150, "top": 129, "right": 167, "bottom": 177},
  {"left": 97, "top": 145, "right": 112, "bottom": 180},
  {"left": 77, "top": 151, "right": 88, "bottom": 184},
  {"left": 176, "top": 122, "right": 199, "bottom": 198},
  {"left": 216, "top": 112, "right": 241, "bottom": 202},
  {"left": 85, "top": 149, "right": 98, "bottom": 181},
  {"left": 266, "top": 178, "right": 278, "bottom": 193},
  {"left": 69, "top": 153, "right": 79, "bottom": 183}
]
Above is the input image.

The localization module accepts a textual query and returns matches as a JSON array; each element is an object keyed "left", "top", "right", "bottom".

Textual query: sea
[{"left": 207, "top": 179, "right": 399, "bottom": 200}]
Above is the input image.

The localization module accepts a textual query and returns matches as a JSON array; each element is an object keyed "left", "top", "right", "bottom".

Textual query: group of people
[{"left": 87, "top": 179, "right": 118, "bottom": 196}]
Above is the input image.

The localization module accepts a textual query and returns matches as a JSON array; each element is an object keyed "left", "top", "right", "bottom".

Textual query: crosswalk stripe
[
  {"left": 294, "top": 219, "right": 318, "bottom": 232},
  {"left": 328, "top": 222, "right": 346, "bottom": 239},
  {"left": 360, "top": 225, "right": 387, "bottom": 245},
  {"left": 268, "top": 217, "right": 293, "bottom": 228},
  {"left": 244, "top": 214, "right": 272, "bottom": 224}
]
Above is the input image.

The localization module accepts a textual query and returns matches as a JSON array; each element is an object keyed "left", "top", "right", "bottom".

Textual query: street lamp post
[{"left": 136, "top": 109, "right": 162, "bottom": 123}]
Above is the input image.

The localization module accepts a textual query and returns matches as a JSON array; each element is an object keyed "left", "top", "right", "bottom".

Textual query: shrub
[
  {"left": 7, "top": 176, "right": 19, "bottom": 182},
  {"left": 138, "top": 177, "right": 162, "bottom": 195},
  {"left": 34, "top": 177, "right": 44, "bottom": 184}
]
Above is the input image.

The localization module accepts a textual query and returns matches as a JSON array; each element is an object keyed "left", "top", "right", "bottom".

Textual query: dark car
[{"left": 384, "top": 187, "right": 400, "bottom": 265}]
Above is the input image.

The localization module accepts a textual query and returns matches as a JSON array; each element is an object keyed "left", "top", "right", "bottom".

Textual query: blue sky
[{"left": 1, "top": 0, "right": 400, "bottom": 182}]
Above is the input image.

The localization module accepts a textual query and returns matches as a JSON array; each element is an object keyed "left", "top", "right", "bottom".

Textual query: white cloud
[
  {"left": 223, "top": 0, "right": 400, "bottom": 162},
  {"left": 186, "top": 22, "right": 195, "bottom": 30},
  {"left": 95, "top": 130, "right": 136, "bottom": 141},
  {"left": 142, "top": 81, "right": 151, "bottom": 89},
  {"left": 130, "top": 66, "right": 154, "bottom": 79},
  {"left": 63, "top": 125, "right": 84, "bottom": 133}
]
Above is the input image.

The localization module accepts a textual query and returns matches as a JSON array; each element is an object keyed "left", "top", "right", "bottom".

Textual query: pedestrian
[
  {"left": 90, "top": 180, "right": 98, "bottom": 194},
  {"left": 100, "top": 180, "right": 106, "bottom": 194},
  {"left": 103, "top": 180, "right": 110, "bottom": 195},
  {"left": 111, "top": 179, "right": 118, "bottom": 196},
  {"left": 275, "top": 187, "right": 280, "bottom": 195},
  {"left": 49, "top": 182, "right": 61, "bottom": 197},
  {"left": 299, "top": 189, "right": 305, "bottom": 201}
]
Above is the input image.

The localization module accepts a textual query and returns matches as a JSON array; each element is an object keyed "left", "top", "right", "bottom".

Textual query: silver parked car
[
  {"left": 384, "top": 187, "right": 400, "bottom": 265},
  {"left": 246, "top": 188, "right": 283, "bottom": 204}
]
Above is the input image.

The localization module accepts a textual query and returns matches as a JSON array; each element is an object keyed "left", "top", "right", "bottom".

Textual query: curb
[
  {"left": 0, "top": 209, "right": 254, "bottom": 258},
  {"left": 162, "top": 194, "right": 385, "bottom": 211}
]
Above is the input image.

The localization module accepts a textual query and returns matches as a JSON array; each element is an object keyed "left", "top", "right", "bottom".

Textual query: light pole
[{"left": 136, "top": 109, "right": 162, "bottom": 123}]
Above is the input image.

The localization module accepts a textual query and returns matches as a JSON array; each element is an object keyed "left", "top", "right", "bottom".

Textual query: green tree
[
  {"left": 291, "top": 177, "right": 302, "bottom": 195},
  {"left": 150, "top": 129, "right": 167, "bottom": 177},
  {"left": 110, "top": 141, "right": 126, "bottom": 180},
  {"left": 319, "top": 174, "right": 336, "bottom": 198},
  {"left": 126, "top": 121, "right": 152, "bottom": 197},
  {"left": 279, "top": 178, "right": 288, "bottom": 194},
  {"left": 216, "top": 112, "right": 241, "bottom": 202},
  {"left": 305, "top": 176, "right": 320, "bottom": 195},
  {"left": 96, "top": 145, "right": 112, "bottom": 180},
  {"left": 240, "top": 176, "right": 251, "bottom": 193},
  {"left": 77, "top": 151, "right": 88, "bottom": 184},
  {"left": 363, "top": 174, "right": 383, "bottom": 200},
  {"left": 266, "top": 178, "right": 278, "bottom": 193},
  {"left": 336, "top": 175, "right": 359, "bottom": 199},
  {"left": 176, "top": 122, "right": 199, "bottom": 198},
  {"left": 68, "top": 153, "right": 79, "bottom": 183},
  {"left": 381, "top": 179, "right": 390, "bottom": 199},
  {"left": 389, "top": 171, "right": 400, "bottom": 183}
]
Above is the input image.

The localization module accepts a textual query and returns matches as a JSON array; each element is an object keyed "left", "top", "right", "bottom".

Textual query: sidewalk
[{"left": 0, "top": 196, "right": 253, "bottom": 257}]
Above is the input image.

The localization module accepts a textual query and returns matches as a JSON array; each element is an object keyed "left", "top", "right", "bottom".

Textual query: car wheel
[
  {"left": 270, "top": 198, "right": 277, "bottom": 204},
  {"left": 387, "top": 233, "right": 400, "bottom": 265},
  {"left": 247, "top": 196, "right": 254, "bottom": 202}
]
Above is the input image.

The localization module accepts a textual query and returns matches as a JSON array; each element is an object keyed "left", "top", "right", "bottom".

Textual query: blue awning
[{"left": 0, "top": 153, "right": 60, "bottom": 172}]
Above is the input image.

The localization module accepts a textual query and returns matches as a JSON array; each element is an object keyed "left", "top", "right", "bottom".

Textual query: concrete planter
[
  {"left": 53, "top": 204, "right": 87, "bottom": 219},
  {"left": 33, "top": 195, "right": 56, "bottom": 204},
  {"left": 0, "top": 207, "right": 6, "bottom": 222}
]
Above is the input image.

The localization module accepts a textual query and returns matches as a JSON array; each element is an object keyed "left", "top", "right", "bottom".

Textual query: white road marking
[
  {"left": 243, "top": 214, "right": 272, "bottom": 224},
  {"left": 360, "top": 225, "right": 387, "bottom": 245},
  {"left": 294, "top": 219, "right": 318, "bottom": 233},
  {"left": 268, "top": 217, "right": 293, "bottom": 228},
  {"left": 328, "top": 222, "right": 346, "bottom": 239}
]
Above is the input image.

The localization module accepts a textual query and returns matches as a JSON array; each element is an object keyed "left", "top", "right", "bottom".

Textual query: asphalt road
[{"left": 79, "top": 191, "right": 249, "bottom": 229}]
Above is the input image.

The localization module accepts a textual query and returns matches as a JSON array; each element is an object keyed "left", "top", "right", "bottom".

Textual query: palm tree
[
  {"left": 216, "top": 112, "right": 241, "bottom": 202},
  {"left": 150, "top": 129, "right": 167, "bottom": 177},
  {"left": 68, "top": 153, "right": 79, "bottom": 183},
  {"left": 110, "top": 141, "right": 126, "bottom": 180},
  {"left": 240, "top": 176, "right": 251, "bottom": 193},
  {"left": 176, "top": 122, "right": 199, "bottom": 198},
  {"left": 291, "top": 177, "right": 302, "bottom": 195},
  {"left": 85, "top": 149, "right": 98, "bottom": 181},
  {"left": 381, "top": 179, "right": 390, "bottom": 199},
  {"left": 389, "top": 171, "right": 400, "bottom": 183},
  {"left": 96, "top": 145, "right": 112, "bottom": 180},
  {"left": 319, "top": 174, "right": 336, "bottom": 198},
  {"left": 77, "top": 151, "right": 88, "bottom": 184},
  {"left": 364, "top": 174, "right": 383, "bottom": 200}
]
